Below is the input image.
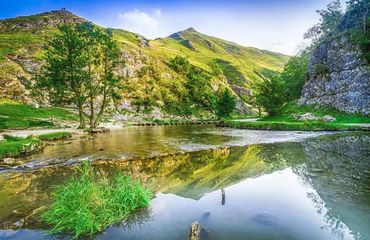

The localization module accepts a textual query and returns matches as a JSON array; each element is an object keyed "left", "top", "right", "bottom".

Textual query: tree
[
  {"left": 80, "top": 24, "right": 121, "bottom": 129},
  {"left": 216, "top": 89, "right": 236, "bottom": 118},
  {"left": 37, "top": 22, "right": 121, "bottom": 129},
  {"left": 36, "top": 24, "right": 88, "bottom": 128},
  {"left": 304, "top": 0, "right": 343, "bottom": 42},
  {"left": 279, "top": 54, "right": 310, "bottom": 101},
  {"left": 254, "top": 76, "right": 285, "bottom": 116}
]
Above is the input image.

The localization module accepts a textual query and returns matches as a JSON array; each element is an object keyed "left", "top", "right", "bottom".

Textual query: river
[{"left": 0, "top": 125, "right": 369, "bottom": 240}]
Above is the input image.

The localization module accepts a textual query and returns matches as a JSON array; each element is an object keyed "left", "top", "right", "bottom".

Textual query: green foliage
[
  {"left": 254, "top": 76, "right": 285, "bottom": 116},
  {"left": 0, "top": 99, "right": 77, "bottom": 130},
  {"left": 41, "top": 161, "right": 153, "bottom": 239},
  {"left": 0, "top": 135, "right": 42, "bottom": 159},
  {"left": 168, "top": 55, "right": 191, "bottom": 74},
  {"left": 279, "top": 54, "right": 309, "bottom": 100},
  {"left": 304, "top": 0, "right": 343, "bottom": 42},
  {"left": 167, "top": 56, "right": 218, "bottom": 115},
  {"left": 350, "top": 16, "right": 370, "bottom": 63},
  {"left": 312, "top": 62, "right": 329, "bottom": 76},
  {"left": 37, "top": 132, "right": 72, "bottom": 141},
  {"left": 216, "top": 89, "right": 236, "bottom": 118},
  {"left": 36, "top": 22, "right": 121, "bottom": 129}
]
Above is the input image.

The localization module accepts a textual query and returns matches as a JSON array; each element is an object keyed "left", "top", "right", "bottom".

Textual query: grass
[
  {"left": 0, "top": 135, "right": 42, "bottom": 159},
  {"left": 37, "top": 132, "right": 72, "bottom": 141},
  {"left": 223, "top": 120, "right": 364, "bottom": 131},
  {"left": 0, "top": 99, "right": 77, "bottom": 130},
  {"left": 262, "top": 102, "right": 370, "bottom": 123},
  {"left": 224, "top": 102, "right": 369, "bottom": 131},
  {"left": 41, "top": 162, "right": 153, "bottom": 239}
]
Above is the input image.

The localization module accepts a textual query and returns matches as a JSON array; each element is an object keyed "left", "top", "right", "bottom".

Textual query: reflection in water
[
  {"left": 1, "top": 125, "right": 325, "bottom": 172},
  {"left": 0, "top": 131, "right": 369, "bottom": 240}
]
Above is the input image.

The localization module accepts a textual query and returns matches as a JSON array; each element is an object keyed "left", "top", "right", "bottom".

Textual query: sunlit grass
[
  {"left": 37, "top": 132, "right": 72, "bottom": 141},
  {"left": 41, "top": 162, "right": 153, "bottom": 239},
  {"left": 0, "top": 99, "right": 77, "bottom": 130},
  {"left": 0, "top": 135, "right": 42, "bottom": 159}
]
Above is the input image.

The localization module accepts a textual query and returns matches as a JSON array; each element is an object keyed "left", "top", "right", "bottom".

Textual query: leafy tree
[
  {"left": 216, "top": 89, "right": 236, "bottom": 118},
  {"left": 36, "top": 24, "right": 88, "bottom": 128},
  {"left": 280, "top": 54, "right": 310, "bottom": 101},
  {"left": 304, "top": 0, "right": 343, "bottom": 43},
  {"left": 37, "top": 22, "right": 121, "bottom": 129},
  {"left": 254, "top": 76, "right": 285, "bottom": 116}
]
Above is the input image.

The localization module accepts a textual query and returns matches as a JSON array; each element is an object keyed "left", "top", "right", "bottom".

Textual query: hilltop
[{"left": 0, "top": 10, "right": 289, "bottom": 118}]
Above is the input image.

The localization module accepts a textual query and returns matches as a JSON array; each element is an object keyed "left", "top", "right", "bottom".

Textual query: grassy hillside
[
  {"left": 0, "top": 99, "right": 77, "bottom": 130},
  {"left": 153, "top": 28, "right": 288, "bottom": 88},
  {"left": 0, "top": 10, "right": 289, "bottom": 116}
]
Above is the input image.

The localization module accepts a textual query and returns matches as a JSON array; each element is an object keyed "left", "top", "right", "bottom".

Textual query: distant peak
[
  {"left": 44, "top": 9, "right": 75, "bottom": 16},
  {"left": 183, "top": 27, "right": 197, "bottom": 32}
]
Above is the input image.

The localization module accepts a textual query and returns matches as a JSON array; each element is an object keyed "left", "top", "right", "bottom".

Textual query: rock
[
  {"left": 189, "top": 221, "right": 201, "bottom": 240},
  {"left": 137, "top": 35, "right": 150, "bottom": 48},
  {"left": 322, "top": 115, "right": 336, "bottom": 122},
  {"left": 296, "top": 113, "right": 320, "bottom": 121},
  {"left": 299, "top": 4, "right": 370, "bottom": 116},
  {"left": 181, "top": 39, "right": 196, "bottom": 50},
  {"left": 3, "top": 158, "right": 15, "bottom": 165},
  {"left": 294, "top": 113, "right": 336, "bottom": 122},
  {"left": 231, "top": 85, "right": 253, "bottom": 99},
  {"left": 13, "top": 219, "right": 24, "bottom": 228}
]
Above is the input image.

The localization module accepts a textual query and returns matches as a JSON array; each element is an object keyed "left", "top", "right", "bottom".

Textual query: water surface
[{"left": 0, "top": 126, "right": 369, "bottom": 240}]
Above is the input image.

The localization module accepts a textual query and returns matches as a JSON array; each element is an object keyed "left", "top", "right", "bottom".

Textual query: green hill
[{"left": 0, "top": 10, "right": 289, "bottom": 117}]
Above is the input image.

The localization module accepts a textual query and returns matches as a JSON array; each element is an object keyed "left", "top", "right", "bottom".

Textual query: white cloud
[{"left": 118, "top": 9, "right": 162, "bottom": 38}]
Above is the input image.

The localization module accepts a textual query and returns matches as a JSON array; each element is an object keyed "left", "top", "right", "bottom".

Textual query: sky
[{"left": 0, "top": 0, "right": 334, "bottom": 55}]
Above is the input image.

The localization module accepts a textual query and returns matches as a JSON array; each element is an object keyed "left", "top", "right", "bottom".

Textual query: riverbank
[
  {"left": 0, "top": 131, "right": 76, "bottom": 161},
  {"left": 219, "top": 120, "right": 369, "bottom": 131},
  {"left": 220, "top": 103, "right": 370, "bottom": 131}
]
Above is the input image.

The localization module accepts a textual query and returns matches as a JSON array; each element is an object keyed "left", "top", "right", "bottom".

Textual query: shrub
[
  {"left": 41, "top": 162, "right": 153, "bottom": 239},
  {"left": 216, "top": 89, "right": 236, "bottom": 118}
]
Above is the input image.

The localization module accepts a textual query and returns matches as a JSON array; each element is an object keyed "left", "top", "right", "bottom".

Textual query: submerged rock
[{"left": 189, "top": 221, "right": 201, "bottom": 240}]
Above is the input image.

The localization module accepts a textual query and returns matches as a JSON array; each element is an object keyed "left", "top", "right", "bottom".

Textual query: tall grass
[{"left": 41, "top": 162, "right": 153, "bottom": 239}]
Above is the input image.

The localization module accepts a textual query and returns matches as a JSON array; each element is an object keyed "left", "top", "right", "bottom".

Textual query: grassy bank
[
  {"left": 38, "top": 132, "right": 72, "bottom": 141},
  {"left": 42, "top": 162, "right": 153, "bottom": 239},
  {"left": 224, "top": 102, "right": 369, "bottom": 131},
  {"left": 0, "top": 131, "right": 72, "bottom": 159},
  {"left": 0, "top": 99, "right": 77, "bottom": 130},
  {"left": 0, "top": 135, "right": 42, "bottom": 159},
  {"left": 223, "top": 120, "right": 364, "bottom": 131}
]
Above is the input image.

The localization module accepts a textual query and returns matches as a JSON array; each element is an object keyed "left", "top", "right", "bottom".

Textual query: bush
[
  {"left": 41, "top": 162, "right": 153, "bottom": 239},
  {"left": 254, "top": 76, "right": 285, "bottom": 116},
  {"left": 216, "top": 89, "right": 236, "bottom": 118}
]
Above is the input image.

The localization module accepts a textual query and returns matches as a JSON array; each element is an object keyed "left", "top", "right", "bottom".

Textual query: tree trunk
[
  {"left": 78, "top": 108, "right": 85, "bottom": 129},
  {"left": 89, "top": 96, "right": 94, "bottom": 130}
]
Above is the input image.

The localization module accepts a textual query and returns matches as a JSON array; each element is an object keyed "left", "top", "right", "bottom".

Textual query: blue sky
[{"left": 0, "top": 0, "right": 334, "bottom": 55}]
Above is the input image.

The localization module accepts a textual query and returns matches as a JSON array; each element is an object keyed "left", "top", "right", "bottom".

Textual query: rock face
[
  {"left": 0, "top": 9, "right": 84, "bottom": 31},
  {"left": 299, "top": 3, "right": 370, "bottom": 116}
]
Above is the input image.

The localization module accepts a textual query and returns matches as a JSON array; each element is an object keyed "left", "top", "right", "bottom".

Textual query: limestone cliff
[{"left": 299, "top": 2, "right": 370, "bottom": 115}]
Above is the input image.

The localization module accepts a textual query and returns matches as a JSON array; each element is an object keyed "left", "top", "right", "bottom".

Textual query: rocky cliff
[{"left": 299, "top": 3, "right": 370, "bottom": 115}]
